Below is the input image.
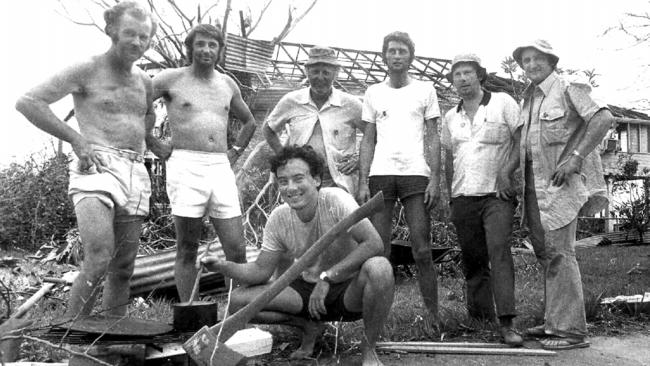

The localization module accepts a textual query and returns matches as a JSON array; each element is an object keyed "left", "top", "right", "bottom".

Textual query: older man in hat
[
  {"left": 513, "top": 40, "right": 613, "bottom": 350},
  {"left": 263, "top": 46, "right": 364, "bottom": 197},
  {"left": 442, "top": 54, "right": 523, "bottom": 345}
]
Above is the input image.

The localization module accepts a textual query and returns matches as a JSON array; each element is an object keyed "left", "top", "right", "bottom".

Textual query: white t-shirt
[
  {"left": 261, "top": 187, "right": 363, "bottom": 282},
  {"left": 362, "top": 79, "right": 441, "bottom": 176}
]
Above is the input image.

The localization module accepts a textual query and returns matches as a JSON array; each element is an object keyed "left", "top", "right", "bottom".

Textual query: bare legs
[
  {"left": 173, "top": 216, "right": 202, "bottom": 302},
  {"left": 174, "top": 215, "right": 246, "bottom": 302},
  {"left": 370, "top": 195, "right": 439, "bottom": 321},
  {"left": 65, "top": 198, "right": 142, "bottom": 317},
  {"left": 345, "top": 257, "right": 394, "bottom": 366},
  {"left": 104, "top": 216, "right": 141, "bottom": 315}
]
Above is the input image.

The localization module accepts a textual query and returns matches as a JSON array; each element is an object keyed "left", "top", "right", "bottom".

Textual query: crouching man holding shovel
[{"left": 199, "top": 145, "right": 394, "bottom": 366}]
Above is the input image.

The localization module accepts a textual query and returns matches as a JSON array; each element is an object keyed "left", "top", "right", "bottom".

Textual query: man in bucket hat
[
  {"left": 513, "top": 40, "right": 613, "bottom": 350},
  {"left": 263, "top": 46, "right": 364, "bottom": 197},
  {"left": 442, "top": 54, "right": 523, "bottom": 345}
]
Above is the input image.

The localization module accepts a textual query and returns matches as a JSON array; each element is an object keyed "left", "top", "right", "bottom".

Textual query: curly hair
[
  {"left": 104, "top": 1, "right": 157, "bottom": 41},
  {"left": 269, "top": 145, "right": 324, "bottom": 182},
  {"left": 184, "top": 24, "right": 225, "bottom": 64},
  {"left": 382, "top": 31, "right": 415, "bottom": 62}
]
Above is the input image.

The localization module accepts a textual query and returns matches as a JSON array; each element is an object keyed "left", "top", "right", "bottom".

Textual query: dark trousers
[{"left": 451, "top": 195, "right": 517, "bottom": 320}]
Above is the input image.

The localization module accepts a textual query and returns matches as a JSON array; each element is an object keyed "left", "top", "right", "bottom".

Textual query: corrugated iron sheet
[
  {"left": 250, "top": 87, "right": 292, "bottom": 110},
  {"left": 248, "top": 87, "right": 294, "bottom": 121},
  {"left": 225, "top": 33, "right": 275, "bottom": 73},
  {"left": 130, "top": 242, "right": 260, "bottom": 296}
]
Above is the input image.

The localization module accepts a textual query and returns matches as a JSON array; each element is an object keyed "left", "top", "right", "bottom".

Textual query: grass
[
  {"left": 1, "top": 244, "right": 648, "bottom": 363},
  {"left": 253, "top": 244, "right": 650, "bottom": 363}
]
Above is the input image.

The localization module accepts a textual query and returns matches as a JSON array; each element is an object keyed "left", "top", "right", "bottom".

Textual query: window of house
[
  {"left": 619, "top": 128, "right": 628, "bottom": 153},
  {"left": 629, "top": 124, "right": 640, "bottom": 153}
]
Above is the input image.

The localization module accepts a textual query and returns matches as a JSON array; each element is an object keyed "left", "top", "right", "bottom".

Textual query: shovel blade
[{"left": 183, "top": 326, "right": 245, "bottom": 366}]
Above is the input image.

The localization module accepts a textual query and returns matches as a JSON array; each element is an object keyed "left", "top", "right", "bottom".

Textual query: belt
[
  {"left": 93, "top": 145, "right": 144, "bottom": 163},
  {"left": 452, "top": 193, "right": 497, "bottom": 201}
]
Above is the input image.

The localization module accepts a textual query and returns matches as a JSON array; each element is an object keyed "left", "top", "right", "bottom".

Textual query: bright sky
[{"left": 1, "top": 0, "right": 648, "bottom": 166}]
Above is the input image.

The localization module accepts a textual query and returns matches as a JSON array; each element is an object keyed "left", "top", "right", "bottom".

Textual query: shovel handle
[
  {"left": 188, "top": 241, "right": 213, "bottom": 305},
  {"left": 187, "top": 268, "right": 203, "bottom": 306},
  {"left": 211, "top": 191, "right": 384, "bottom": 340}
]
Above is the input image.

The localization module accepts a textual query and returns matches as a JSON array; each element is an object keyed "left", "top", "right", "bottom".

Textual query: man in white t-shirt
[
  {"left": 442, "top": 54, "right": 523, "bottom": 346},
  {"left": 200, "top": 145, "right": 394, "bottom": 366},
  {"left": 358, "top": 31, "right": 441, "bottom": 322}
]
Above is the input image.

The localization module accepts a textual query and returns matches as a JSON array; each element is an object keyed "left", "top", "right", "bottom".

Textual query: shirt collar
[
  {"left": 523, "top": 71, "right": 559, "bottom": 97},
  {"left": 456, "top": 89, "right": 491, "bottom": 113},
  {"left": 297, "top": 87, "right": 342, "bottom": 107}
]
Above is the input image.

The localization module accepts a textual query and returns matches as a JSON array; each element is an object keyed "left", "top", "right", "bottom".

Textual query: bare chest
[
  {"left": 166, "top": 77, "right": 233, "bottom": 115},
  {"left": 79, "top": 74, "right": 147, "bottom": 116}
]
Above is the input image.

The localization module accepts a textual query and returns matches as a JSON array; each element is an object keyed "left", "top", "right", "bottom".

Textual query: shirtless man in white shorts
[
  {"left": 150, "top": 24, "right": 256, "bottom": 301},
  {"left": 15, "top": 1, "right": 156, "bottom": 317}
]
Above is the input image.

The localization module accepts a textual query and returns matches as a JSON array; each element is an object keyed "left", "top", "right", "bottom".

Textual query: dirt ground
[{"left": 267, "top": 332, "right": 650, "bottom": 366}]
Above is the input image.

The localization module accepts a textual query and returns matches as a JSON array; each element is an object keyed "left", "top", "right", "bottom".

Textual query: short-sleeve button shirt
[
  {"left": 266, "top": 88, "right": 364, "bottom": 195},
  {"left": 520, "top": 72, "right": 609, "bottom": 230},
  {"left": 442, "top": 91, "right": 521, "bottom": 197}
]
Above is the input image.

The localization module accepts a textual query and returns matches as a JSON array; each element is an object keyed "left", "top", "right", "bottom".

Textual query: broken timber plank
[
  {"left": 145, "top": 328, "right": 272, "bottom": 360},
  {"left": 376, "top": 344, "right": 556, "bottom": 356}
]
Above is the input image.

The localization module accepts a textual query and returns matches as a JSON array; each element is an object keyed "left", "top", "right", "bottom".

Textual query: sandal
[{"left": 540, "top": 337, "right": 590, "bottom": 350}]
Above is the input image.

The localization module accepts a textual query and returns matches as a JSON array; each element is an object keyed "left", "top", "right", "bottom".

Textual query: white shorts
[
  {"left": 166, "top": 149, "right": 241, "bottom": 219},
  {"left": 68, "top": 145, "right": 151, "bottom": 217}
]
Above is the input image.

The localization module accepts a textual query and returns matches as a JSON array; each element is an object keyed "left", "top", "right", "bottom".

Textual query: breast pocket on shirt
[
  {"left": 477, "top": 122, "right": 509, "bottom": 145},
  {"left": 540, "top": 108, "right": 568, "bottom": 146}
]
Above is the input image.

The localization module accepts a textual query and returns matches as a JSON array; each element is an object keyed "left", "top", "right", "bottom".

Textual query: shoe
[
  {"left": 525, "top": 324, "right": 547, "bottom": 337},
  {"left": 499, "top": 326, "right": 524, "bottom": 346},
  {"left": 540, "top": 337, "right": 590, "bottom": 350}
]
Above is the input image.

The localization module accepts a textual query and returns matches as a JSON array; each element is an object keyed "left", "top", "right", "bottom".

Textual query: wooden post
[{"left": 239, "top": 10, "right": 246, "bottom": 38}]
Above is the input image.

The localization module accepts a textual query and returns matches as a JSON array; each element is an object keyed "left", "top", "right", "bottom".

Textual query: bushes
[{"left": 0, "top": 153, "right": 75, "bottom": 251}]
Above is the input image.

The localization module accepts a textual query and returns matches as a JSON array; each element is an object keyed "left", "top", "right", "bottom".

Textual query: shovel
[
  {"left": 173, "top": 242, "right": 219, "bottom": 331},
  {"left": 182, "top": 192, "right": 384, "bottom": 366}
]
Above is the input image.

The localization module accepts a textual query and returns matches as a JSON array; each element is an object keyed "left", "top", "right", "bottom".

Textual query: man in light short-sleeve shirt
[
  {"left": 442, "top": 54, "right": 523, "bottom": 346},
  {"left": 358, "top": 31, "right": 441, "bottom": 322},
  {"left": 264, "top": 46, "right": 364, "bottom": 196}
]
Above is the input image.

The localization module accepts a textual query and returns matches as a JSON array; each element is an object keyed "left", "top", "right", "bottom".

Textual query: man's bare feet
[{"left": 289, "top": 319, "right": 325, "bottom": 359}]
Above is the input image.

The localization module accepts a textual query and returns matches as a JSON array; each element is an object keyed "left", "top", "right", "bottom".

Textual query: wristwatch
[{"left": 319, "top": 271, "right": 334, "bottom": 284}]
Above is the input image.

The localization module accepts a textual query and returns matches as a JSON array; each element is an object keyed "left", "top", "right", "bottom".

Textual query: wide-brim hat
[
  {"left": 512, "top": 39, "right": 559, "bottom": 67},
  {"left": 445, "top": 53, "right": 487, "bottom": 83},
  {"left": 304, "top": 46, "right": 341, "bottom": 67}
]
